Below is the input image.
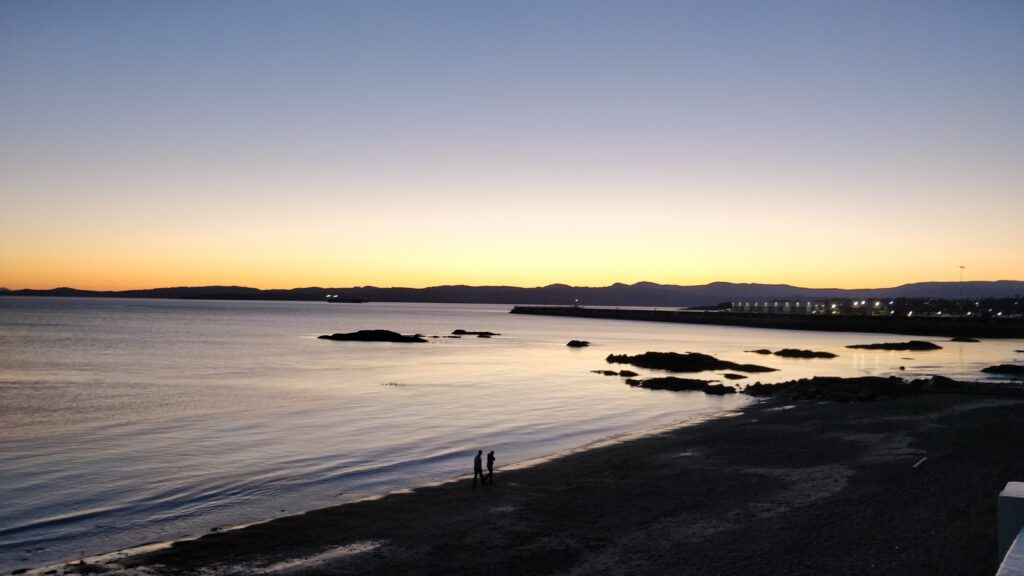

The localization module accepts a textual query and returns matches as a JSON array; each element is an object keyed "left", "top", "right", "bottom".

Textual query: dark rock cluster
[
  {"left": 772, "top": 349, "right": 837, "bottom": 359},
  {"left": 846, "top": 341, "right": 942, "bottom": 351},
  {"left": 319, "top": 330, "right": 427, "bottom": 343},
  {"left": 606, "top": 351, "right": 777, "bottom": 373},
  {"left": 452, "top": 329, "right": 501, "bottom": 337},
  {"left": 740, "top": 375, "right": 1019, "bottom": 402},
  {"left": 624, "top": 376, "right": 736, "bottom": 395},
  {"left": 566, "top": 340, "right": 590, "bottom": 347},
  {"left": 590, "top": 370, "right": 638, "bottom": 377},
  {"left": 743, "top": 376, "right": 914, "bottom": 401},
  {"left": 981, "top": 364, "right": 1024, "bottom": 377}
]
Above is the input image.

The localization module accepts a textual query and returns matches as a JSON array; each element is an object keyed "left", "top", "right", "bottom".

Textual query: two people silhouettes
[{"left": 472, "top": 450, "right": 495, "bottom": 488}]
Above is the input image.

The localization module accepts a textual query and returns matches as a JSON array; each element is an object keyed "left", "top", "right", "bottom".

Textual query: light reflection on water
[{"left": 0, "top": 297, "right": 1021, "bottom": 570}]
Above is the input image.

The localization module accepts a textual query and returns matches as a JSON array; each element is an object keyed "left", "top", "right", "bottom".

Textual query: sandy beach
[{"left": 43, "top": 391, "right": 1021, "bottom": 576}]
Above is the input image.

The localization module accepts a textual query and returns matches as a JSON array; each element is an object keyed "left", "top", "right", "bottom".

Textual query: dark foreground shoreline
[{"left": 51, "top": 393, "right": 1023, "bottom": 576}]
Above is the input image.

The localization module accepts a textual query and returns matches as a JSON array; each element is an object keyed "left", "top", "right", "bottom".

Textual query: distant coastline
[{"left": 3, "top": 280, "right": 1023, "bottom": 308}]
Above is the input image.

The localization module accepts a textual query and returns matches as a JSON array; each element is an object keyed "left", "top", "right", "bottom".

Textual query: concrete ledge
[
  {"left": 997, "top": 528, "right": 1024, "bottom": 576},
  {"left": 1000, "top": 483, "right": 1024, "bottom": 562}
]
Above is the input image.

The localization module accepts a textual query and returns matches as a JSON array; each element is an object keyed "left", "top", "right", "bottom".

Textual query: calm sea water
[{"left": 1, "top": 297, "right": 1021, "bottom": 570}]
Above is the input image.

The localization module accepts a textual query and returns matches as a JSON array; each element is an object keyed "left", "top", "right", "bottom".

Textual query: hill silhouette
[{"left": 4, "top": 280, "right": 1022, "bottom": 307}]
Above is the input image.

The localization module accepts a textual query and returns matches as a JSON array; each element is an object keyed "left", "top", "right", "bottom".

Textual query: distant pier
[{"left": 509, "top": 306, "right": 1024, "bottom": 338}]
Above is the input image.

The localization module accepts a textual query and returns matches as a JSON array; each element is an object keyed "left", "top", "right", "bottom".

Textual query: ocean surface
[{"left": 1, "top": 297, "right": 1022, "bottom": 570}]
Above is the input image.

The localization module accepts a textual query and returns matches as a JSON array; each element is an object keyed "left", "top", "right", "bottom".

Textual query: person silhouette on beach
[
  {"left": 485, "top": 450, "right": 495, "bottom": 484},
  {"left": 473, "top": 450, "right": 484, "bottom": 488}
]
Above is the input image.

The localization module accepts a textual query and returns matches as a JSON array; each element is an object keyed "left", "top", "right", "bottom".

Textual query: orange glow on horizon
[
  {"left": 3, "top": 192, "right": 1022, "bottom": 292},
  {"left": 3, "top": 253, "right": 1021, "bottom": 293},
  {"left": 4, "top": 177, "right": 1022, "bottom": 292}
]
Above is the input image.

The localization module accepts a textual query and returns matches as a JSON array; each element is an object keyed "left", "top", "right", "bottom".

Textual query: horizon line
[{"left": 4, "top": 278, "right": 1023, "bottom": 294}]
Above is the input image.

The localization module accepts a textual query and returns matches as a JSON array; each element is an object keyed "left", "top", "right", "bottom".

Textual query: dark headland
[{"left": 72, "top": 393, "right": 1024, "bottom": 576}]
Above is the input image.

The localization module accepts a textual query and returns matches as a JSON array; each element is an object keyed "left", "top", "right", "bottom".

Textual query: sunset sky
[{"left": 2, "top": 1, "right": 1022, "bottom": 291}]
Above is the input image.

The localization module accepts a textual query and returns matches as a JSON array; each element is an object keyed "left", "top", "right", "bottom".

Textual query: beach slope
[{"left": 95, "top": 394, "right": 1023, "bottom": 576}]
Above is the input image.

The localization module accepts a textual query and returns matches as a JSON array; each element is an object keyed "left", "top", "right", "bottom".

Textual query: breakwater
[{"left": 510, "top": 306, "right": 1024, "bottom": 338}]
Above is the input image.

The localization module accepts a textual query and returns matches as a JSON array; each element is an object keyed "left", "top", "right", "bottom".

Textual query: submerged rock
[
  {"left": 722, "top": 373, "right": 747, "bottom": 380},
  {"left": 981, "top": 364, "right": 1024, "bottom": 377},
  {"left": 773, "top": 349, "right": 837, "bottom": 359},
  {"left": 567, "top": 340, "right": 590, "bottom": 347},
  {"left": 618, "top": 370, "right": 639, "bottom": 377},
  {"left": 607, "top": 351, "right": 777, "bottom": 373},
  {"left": 747, "top": 349, "right": 773, "bottom": 355},
  {"left": 846, "top": 341, "right": 942, "bottom": 351},
  {"left": 319, "top": 330, "right": 427, "bottom": 343},
  {"left": 591, "top": 370, "right": 620, "bottom": 376}
]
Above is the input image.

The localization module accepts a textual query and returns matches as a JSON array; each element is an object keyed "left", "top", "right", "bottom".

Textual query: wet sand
[{"left": 62, "top": 394, "right": 1024, "bottom": 576}]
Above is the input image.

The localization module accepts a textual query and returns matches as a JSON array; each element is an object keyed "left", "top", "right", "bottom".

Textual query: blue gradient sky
[{"left": 1, "top": 1, "right": 1022, "bottom": 289}]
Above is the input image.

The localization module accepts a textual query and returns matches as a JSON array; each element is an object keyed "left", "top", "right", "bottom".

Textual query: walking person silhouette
[
  {"left": 472, "top": 450, "right": 484, "bottom": 488},
  {"left": 485, "top": 450, "right": 495, "bottom": 484}
]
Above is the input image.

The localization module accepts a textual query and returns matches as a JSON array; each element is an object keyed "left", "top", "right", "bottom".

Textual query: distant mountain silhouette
[{"left": 4, "top": 280, "right": 1022, "bottom": 307}]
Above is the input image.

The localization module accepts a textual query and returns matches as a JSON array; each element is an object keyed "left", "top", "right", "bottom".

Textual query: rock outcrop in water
[
  {"left": 591, "top": 369, "right": 640, "bottom": 377},
  {"left": 951, "top": 337, "right": 980, "bottom": 343},
  {"left": 452, "top": 329, "right": 501, "bottom": 337},
  {"left": 625, "top": 377, "right": 736, "bottom": 395},
  {"left": 567, "top": 340, "right": 590, "bottom": 347},
  {"left": 773, "top": 349, "right": 837, "bottom": 359},
  {"left": 981, "top": 364, "right": 1024, "bottom": 377},
  {"left": 743, "top": 376, "right": 932, "bottom": 401},
  {"left": 607, "top": 351, "right": 777, "bottom": 373},
  {"left": 319, "top": 330, "right": 427, "bottom": 343},
  {"left": 747, "top": 348, "right": 835, "bottom": 358},
  {"left": 846, "top": 341, "right": 942, "bottom": 351},
  {"left": 741, "top": 375, "right": 1024, "bottom": 401}
]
